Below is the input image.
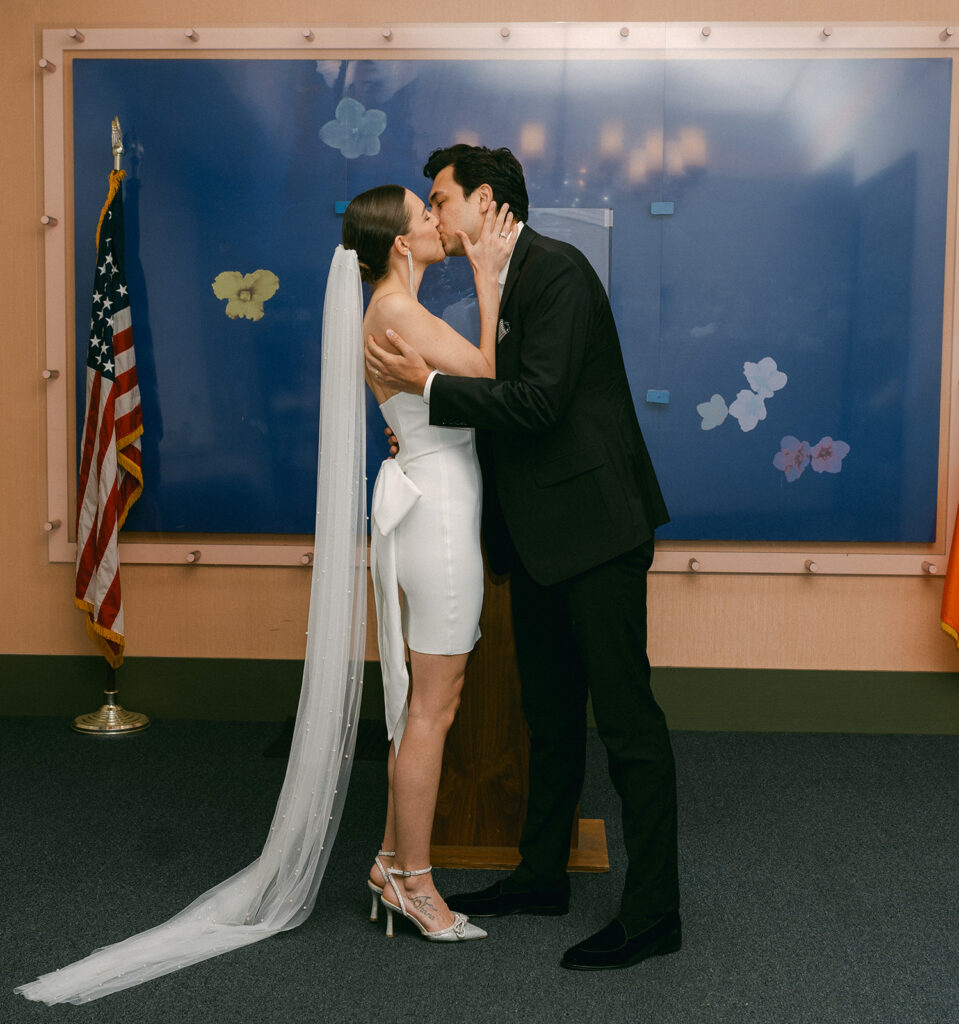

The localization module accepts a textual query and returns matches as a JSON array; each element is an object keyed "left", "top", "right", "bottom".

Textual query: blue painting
[{"left": 72, "top": 56, "right": 951, "bottom": 541}]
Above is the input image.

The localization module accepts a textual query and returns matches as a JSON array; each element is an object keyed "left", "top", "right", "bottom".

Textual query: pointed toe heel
[{"left": 380, "top": 866, "right": 487, "bottom": 942}]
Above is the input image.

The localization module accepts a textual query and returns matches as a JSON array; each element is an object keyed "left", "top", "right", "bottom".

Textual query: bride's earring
[{"left": 406, "top": 249, "right": 414, "bottom": 297}]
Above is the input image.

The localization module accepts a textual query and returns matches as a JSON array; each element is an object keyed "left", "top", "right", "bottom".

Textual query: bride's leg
[
  {"left": 388, "top": 650, "right": 468, "bottom": 931},
  {"left": 370, "top": 743, "right": 397, "bottom": 890}
]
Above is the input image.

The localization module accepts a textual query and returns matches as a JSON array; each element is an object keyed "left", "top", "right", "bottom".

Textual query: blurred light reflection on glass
[
  {"left": 679, "top": 126, "right": 707, "bottom": 169},
  {"left": 520, "top": 122, "right": 547, "bottom": 157},
  {"left": 599, "top": 120, "right": 624, "bottom": 159},
  {"left": 628, "top": 147, "right": 649, "bottom": 183}
]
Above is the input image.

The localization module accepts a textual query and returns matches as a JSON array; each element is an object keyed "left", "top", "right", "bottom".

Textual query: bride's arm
[
  {"left": 370, "top": 205, "right": 515, "bottom": 380},
  {"left": 458, "top": 202, "right": 515, "bottom": 379},
  {"left": 368, "top": 295, "right": 490, "bottom": 379}
]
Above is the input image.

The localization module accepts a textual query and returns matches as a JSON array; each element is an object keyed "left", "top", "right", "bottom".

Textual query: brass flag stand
[
  {"left": 71, "top": 118, "right": 149, "bottom": 738},
  {"left": 73, "top": 667, "right": 150, "bottom": 735}
]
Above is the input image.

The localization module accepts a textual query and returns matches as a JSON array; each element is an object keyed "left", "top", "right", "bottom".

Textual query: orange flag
[{"left": 941, "top": 505, "right": 959, "bottom": 646}]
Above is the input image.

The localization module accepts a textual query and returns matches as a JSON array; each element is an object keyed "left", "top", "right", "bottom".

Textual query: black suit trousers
[{"left": 506, "top": 539, "right": 680, "bottom": 932}]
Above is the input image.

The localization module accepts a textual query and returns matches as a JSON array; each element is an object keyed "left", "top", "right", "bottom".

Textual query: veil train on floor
[{"left": 16, "top": 246, "right": 367, "bottom": 1005}]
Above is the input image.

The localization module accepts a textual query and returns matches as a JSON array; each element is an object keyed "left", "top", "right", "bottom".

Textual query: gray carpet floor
[{"left": 2, "top": 716, "right": 957, "bottom": 1023}]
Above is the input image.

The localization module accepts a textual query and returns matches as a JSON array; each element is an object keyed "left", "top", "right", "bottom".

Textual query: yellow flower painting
[{"left": 212, "top": 269, "right": 279, "bottom": 322}]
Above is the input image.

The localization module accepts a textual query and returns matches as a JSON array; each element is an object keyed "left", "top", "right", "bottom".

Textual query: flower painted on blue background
[
  {"left": 809, "top": 436, "right": 850, "bottom": 474},
  {"left": 728, "top": 389, "right": 767, "bottom": 432},
  {"left": 696, "top": 394, "right": 728, "bottom": 430},
  {"left": 744, "top": 356, "right": 787, "bottom": 399},
  {"left": 697, "top": 355, "right": 785, "bottom": 433},
  {"left": 773, "top": 436, "right": 811, "bottom": 482},
  {"left": 212, "top": 269, "right": 279, "bottom": 322},
  {"left": 319, "top": 98, "right": 387, "bottom": 158}
]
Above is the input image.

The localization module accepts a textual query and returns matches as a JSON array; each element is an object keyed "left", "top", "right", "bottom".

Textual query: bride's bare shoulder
[
  {"left": 368, "top": 290, "right": 419, "bottom": 318},
  {"left": 365, "top": 290, "right": 424, "bottom": 336}
]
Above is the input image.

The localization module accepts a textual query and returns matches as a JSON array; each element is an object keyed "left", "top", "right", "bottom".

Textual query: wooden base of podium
[{"left": 431, "top": 818, "right": 609, "bottom": 873}]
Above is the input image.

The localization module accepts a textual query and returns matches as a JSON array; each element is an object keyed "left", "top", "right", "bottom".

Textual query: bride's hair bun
[{"left": 342, "top": 185, "right": 409, "bottom": 285}]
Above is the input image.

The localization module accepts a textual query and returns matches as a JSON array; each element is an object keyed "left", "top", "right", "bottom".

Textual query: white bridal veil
[{"left": 16, "top": 246, "right": 368, "bottom": 1005}]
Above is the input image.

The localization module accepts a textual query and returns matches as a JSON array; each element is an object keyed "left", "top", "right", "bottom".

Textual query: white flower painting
[{"left": 697, "top": 356, "right": 787, "bottom": 433}]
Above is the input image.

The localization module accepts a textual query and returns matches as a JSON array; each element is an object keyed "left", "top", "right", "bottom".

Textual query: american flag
[{"left": 74, "top": 169, "right": 143, "bottom": 668}]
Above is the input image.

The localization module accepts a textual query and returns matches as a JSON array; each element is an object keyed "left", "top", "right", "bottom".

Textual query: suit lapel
[{"left": 499, "top": 224, "right": 536, "bottom": 313}]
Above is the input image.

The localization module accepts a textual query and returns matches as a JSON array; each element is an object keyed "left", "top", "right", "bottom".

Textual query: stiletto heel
[
  {"left": 366, "top": 849, "right": 395, "bottom": 922},
  {"left": 380, "top": 866, "right": 487, "bottom": 942}
]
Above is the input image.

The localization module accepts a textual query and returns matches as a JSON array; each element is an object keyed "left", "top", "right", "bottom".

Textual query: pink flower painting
[
  {"left": 773, "top": 434, "right": 850, "bottom": 482},
  {"left": 809, "top": 436, "right": 850, "bottom": 474},
  {"left": 772, "top": 436, "right": 811, "bottom": 482}
]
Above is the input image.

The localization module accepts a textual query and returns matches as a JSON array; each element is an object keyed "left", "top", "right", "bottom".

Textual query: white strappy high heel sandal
[
  {"left": 367, "top": 850, "right": 395, "bottom": 922},
  {"left": 381, "top": 866, "right": 487, "bottom": 942}
]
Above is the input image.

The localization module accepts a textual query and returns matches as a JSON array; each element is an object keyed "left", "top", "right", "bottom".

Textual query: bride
[
  {"left": 15, "top": 189, "right": 513, "bottom": 1003},
  {"left": 343, "top": 184, "right": 514, "bottom": 941}
]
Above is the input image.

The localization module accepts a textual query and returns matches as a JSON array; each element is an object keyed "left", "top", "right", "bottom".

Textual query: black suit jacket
[{"left": 430, "top": 225, "right": 668, "bottom": 586}]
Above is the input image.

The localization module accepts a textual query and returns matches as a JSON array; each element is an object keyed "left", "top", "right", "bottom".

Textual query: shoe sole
[{"left": 559, "top": 931, "right": 681, "bottom": 971}]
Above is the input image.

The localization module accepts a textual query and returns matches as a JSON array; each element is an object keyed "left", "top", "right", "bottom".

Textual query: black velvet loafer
[
  {"left": 560, "top": 911, "right": 681, "bottom": 971},
  {"left": 445, "top": 880, "right": 570, "bottom": 918}
]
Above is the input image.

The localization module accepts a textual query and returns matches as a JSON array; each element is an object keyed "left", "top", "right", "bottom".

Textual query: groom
[{"left": 365, "top": 145, "right": 680, "bottom": 971}]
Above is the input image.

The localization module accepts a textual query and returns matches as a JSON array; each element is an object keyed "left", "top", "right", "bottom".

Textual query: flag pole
[{"left": 72, "top": 117, "right": 149, "bottom": 737}]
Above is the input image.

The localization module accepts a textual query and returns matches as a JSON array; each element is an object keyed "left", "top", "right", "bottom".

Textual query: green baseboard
[
  {"left": 0, "top": 655, "right": 388, "bottom": 724},
  {"left": 1, "top": 655, "right": 957, "bottom": 733},
  {"left": 651, "top": 667, "right": 959, "bottom": 734}
]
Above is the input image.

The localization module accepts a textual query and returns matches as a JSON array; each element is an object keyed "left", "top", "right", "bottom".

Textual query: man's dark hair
[{"left": 424, "top": 145, "right": 529, "bottom": 222}]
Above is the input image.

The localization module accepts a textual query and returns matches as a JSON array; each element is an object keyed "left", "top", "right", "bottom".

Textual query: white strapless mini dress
[{"left": 370, "top": 392, "right": 483, "bottom": 748}]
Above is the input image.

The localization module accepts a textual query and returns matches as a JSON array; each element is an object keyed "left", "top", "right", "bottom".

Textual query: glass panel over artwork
[{"left": 72, "top": 53, "right": 950, "bottom": 540}]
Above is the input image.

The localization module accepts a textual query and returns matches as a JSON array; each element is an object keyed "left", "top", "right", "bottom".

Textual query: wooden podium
[{"left": 429, "top": 560, "right": 609, "bottom": 873}]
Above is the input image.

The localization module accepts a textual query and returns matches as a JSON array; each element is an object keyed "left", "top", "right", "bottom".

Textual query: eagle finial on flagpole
[{"left": 111, "top": 115, "right": 123, "bottom": 171}]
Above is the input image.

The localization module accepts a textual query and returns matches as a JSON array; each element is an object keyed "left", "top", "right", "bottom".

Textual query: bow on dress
[{"left": 369, "top": 458, "right": 422, "bottom": 751}]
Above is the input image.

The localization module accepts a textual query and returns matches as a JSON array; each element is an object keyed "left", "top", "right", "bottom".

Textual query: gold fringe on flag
[
  {"left": 95, "top": 168, "right": 126, "bottom": 250},
  {"left": 73, "top": 597, "right": 126, "bottom": 669}
]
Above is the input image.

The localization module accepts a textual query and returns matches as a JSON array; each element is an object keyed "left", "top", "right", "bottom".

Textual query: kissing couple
[
  {"left": 16, "top": 144, "right": 679, "bottom": 1007},
  {"left": 361, "top": 143, "right": 680, "bottom": 970}
]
